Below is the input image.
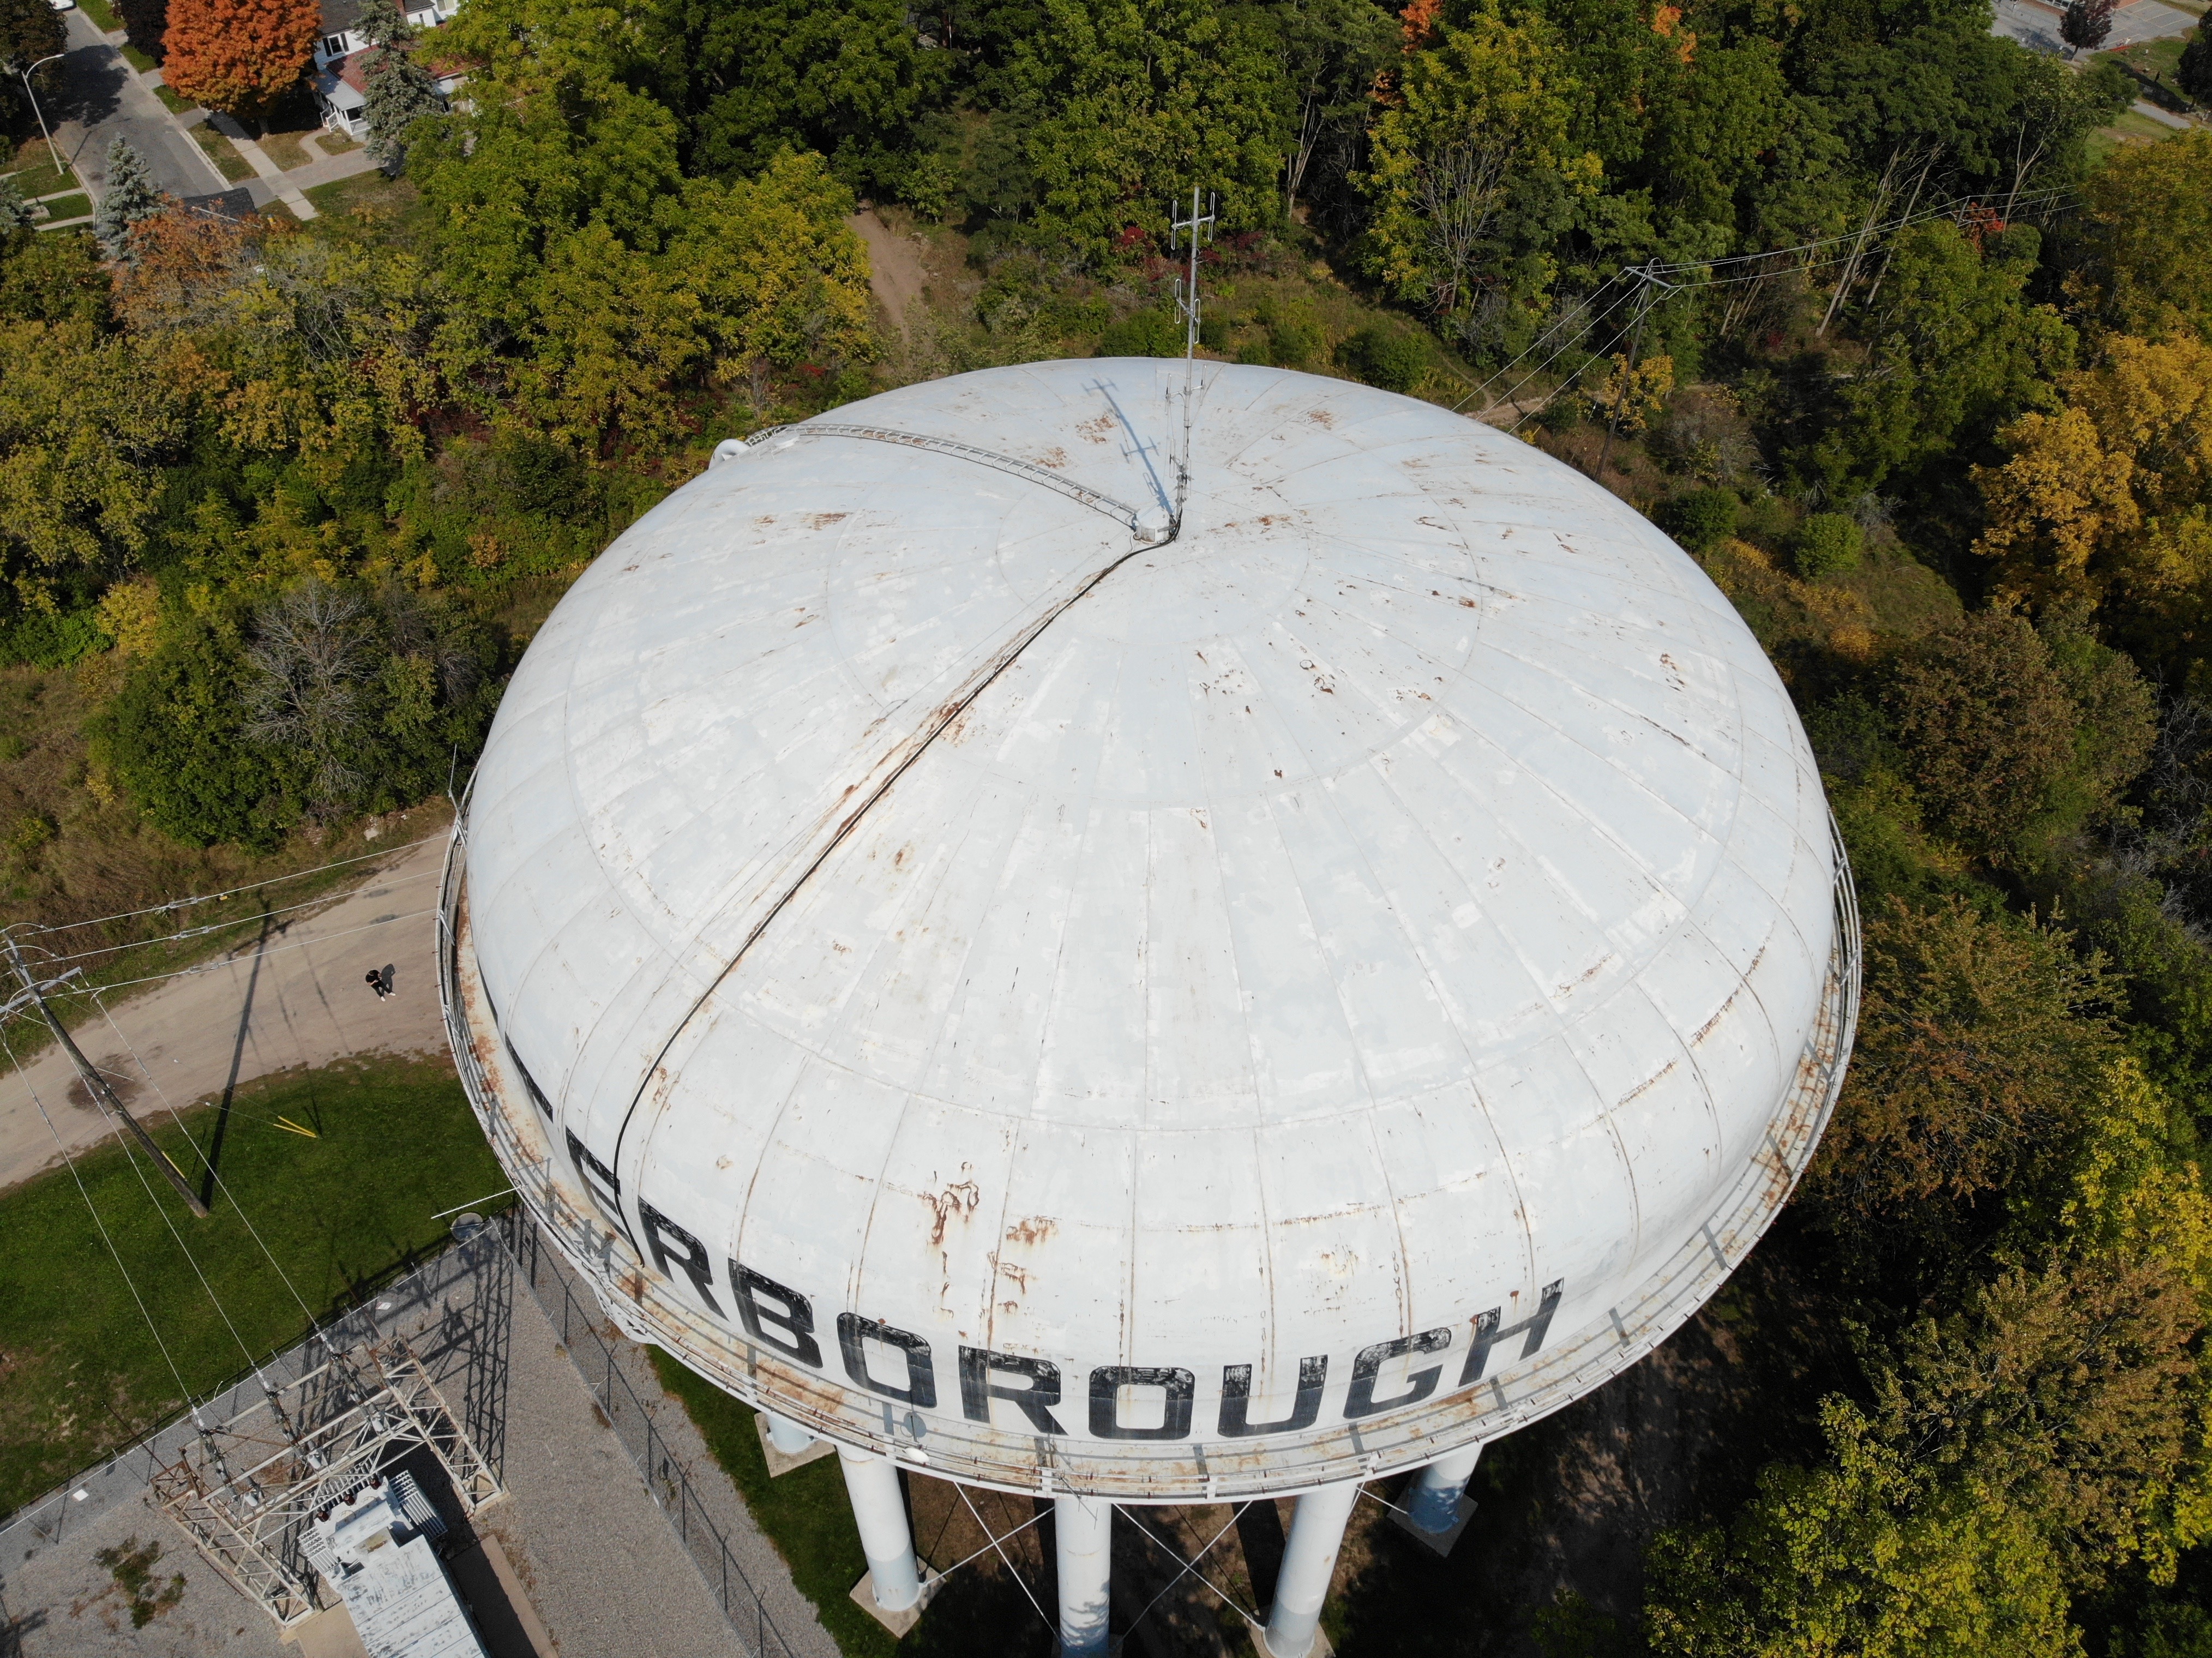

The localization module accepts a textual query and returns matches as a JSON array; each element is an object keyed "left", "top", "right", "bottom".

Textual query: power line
[
  {"left": 24, "top": 863, "right": 441, "bottom": 971},
  {"left": 2, "top": 908, "right": 436, "bottom": 1005},
  {"left": 18, "top": 831, "right": 444, "bottom": 939},
  {"left": 2, "top": 1025, "right": 204, "bottom": 1428},
  {"left": 92, "top": 991, "right": 325, "bottom": 1340}
]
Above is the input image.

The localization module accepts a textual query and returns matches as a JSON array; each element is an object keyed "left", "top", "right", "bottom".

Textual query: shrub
[
  {"left": 1234, "top": 335, "right": 1274, "bottom": 366},
  {"left": 1667, "top": 488, "right": 1739, "bottom": 551},
  {"left": 1096, "top": 308, "right": 1182, "bottom": 357},
  {"left": 1793, "top": 512, "right": 1864, "bottom": 581},
  {"left": 1269, "top": 314, "right": 1323, "bottom": 367},
  {"left": 1338, "top": 325, "right": 1427, "bottom": 393}
]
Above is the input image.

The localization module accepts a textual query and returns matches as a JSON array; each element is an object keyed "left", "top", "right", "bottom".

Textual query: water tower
[{"left": 438, "top": 361, "right": 1857, "bottom": 1656}]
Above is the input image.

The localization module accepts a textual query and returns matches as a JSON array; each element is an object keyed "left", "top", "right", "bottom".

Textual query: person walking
[{"left": 365, "top": 966, "right": 394, "bottom": 1000}]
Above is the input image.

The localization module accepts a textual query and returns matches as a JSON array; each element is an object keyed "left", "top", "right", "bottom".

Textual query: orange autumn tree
[{"left": 162, "top": 0, "right": 320, "bottom": 121}]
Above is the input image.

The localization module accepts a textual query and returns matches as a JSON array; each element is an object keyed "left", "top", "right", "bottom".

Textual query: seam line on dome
[
  {"left": 606, "top": 512, "right": 1168, "bottom": 1181},
  {"left": 742, "top": 422, "right": 1154, "bottom": 536}
]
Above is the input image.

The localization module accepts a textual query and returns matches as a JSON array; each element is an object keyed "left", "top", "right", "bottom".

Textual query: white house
[{"left": 311, "top": 0, "right": 468, "bottom": 139}]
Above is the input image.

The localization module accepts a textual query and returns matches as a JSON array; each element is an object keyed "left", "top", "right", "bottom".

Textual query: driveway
[
  {"left": 45, "top": 6, "right": 225, "bottom": 202},
  {"left": 0, "top": 832, "right": 453, "bottom": 1194}
]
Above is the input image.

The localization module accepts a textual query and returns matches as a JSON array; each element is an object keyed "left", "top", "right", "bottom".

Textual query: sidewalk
[
  {"left": 48, "top": 5, "right": 225, "bottom": 203},
  {"left": 207, "top": 112, "right": 383, "bottom": 221}
]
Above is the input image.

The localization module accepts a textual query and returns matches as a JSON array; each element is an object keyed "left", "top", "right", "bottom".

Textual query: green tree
[
  {"left": 1812, "top": 897, "right": 2117, "bottom": 1226},
  {"left": 0, "top": 176, "right": 29, "bottom": 232},
  {"left": 1645, "top": 1399, "right": 2080, "bottom": 1658},
  {"left": 676, "top": 0, "right": 951, "bottom": 195},
  {"left": 2066, "top": 131, "right": 2212, "bottom": 346},
  {"left": 0, "top": 320, "right": 184, "bottom": 606},
  {"left": 1005, "top": 0, "right": 1288, "bottom": 263},
  {"left": 1362, "top": 5, "right": 1600, "bottom": 326},
  {"left": 0, "top": 0, "right": 66, "bottom": 81},
  {"left": 92, "top": 139, "right": 166, "bottom": 261},
  {"left": 100, "top": 611, "right": 298, "bottom": 849},
  {"left": 1268, "top": 0, "right": 1394, "bottom": 219},
  {"left": 356, "top": 0, "right": 444, "bottom": 169},
  {"left": 1805, "top": 220, "right": 2074, "bottom": 495},
  {"left": 1887, "top": 610, "right": 2094, "bottom": 858}
]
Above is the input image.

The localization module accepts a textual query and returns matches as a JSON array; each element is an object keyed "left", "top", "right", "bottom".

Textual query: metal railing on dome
[{"left": 436, "top": 772, "right": 1864, "bottom": 1503}]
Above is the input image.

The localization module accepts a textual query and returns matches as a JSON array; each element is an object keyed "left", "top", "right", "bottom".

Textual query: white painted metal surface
[{"left": 443, "top": 360, "right": 1856, "bottom": 1501}]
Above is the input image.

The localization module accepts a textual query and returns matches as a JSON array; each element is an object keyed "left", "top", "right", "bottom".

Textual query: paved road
[
  {"left": 45, "top": 6, "right": 225, "bottom": 203},
  {"left": 1992, "top": 0, "right": 2202, "bottom": 53},
  {"left": 0, "top": 830, "right": 450, "bottom": 1194}
]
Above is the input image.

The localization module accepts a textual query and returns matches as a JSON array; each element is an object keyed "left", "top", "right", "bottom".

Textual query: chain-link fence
[{"left": 500, "top": 1210, "right": 809, "bottom": 1658}]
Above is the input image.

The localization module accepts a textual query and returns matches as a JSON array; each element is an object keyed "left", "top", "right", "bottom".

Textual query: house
[{"left": 311, "top": 0, "right": 469, "bottom": 139}]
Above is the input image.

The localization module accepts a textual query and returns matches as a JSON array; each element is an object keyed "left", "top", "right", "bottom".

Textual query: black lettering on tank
[
  {"left": 837, "top": 1314, "right": 936, "bottom": 1407},
  {"left": 636, "top": 1199, "right": 721, "bottom": 1315},
  {"left": 958, "top": 1347, "right": 1065, "bottom": 1435},
  {"left": 1458, "top": 1279, "right": 1565, "bottom": 1387},
  {"left": 506, "top": 1037, "right": 554, "bottom": 1120},
  {"left": 564, "top": 1130, "right": 631, "bottom": 1245},
  {"left": 1218, "top": 1356, "right": 1327, "bottom": 1437},
  {"left": 731, "top": 1264, "right": 822, "bottom": 1369},
  {"left": 1344, "top": 1327, "right": 1452, "bottom": 1419},
  {"left": 1088, "top": 1366, "right": 1195, "bottom": 1440}
]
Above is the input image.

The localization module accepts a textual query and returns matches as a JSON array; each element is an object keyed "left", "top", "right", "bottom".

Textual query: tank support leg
[
  {"left": 1055, "top": 1493, "right": 1114, "bottom": 1657},
  {"left": 1407, "top": 1444, "right": 1482, "bottom": 1533},
  {"left": 762, "top": 1411, "right": 815, "bottom": 1457},
  {"left": 838, "top": 1446, "right": 923, "bottom": 1612},
  {"left": 1263, "top": 1481, "right": 1361, "bottom": 1658}
]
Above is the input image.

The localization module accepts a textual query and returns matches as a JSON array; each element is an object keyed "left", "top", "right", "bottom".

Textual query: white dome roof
[{"left": 447, "top": 361, "right": 1853, "bottom": 1498}]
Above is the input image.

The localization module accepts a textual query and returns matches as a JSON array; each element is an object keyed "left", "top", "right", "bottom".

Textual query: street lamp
[{"left": 17, "top": 51, "right": 66, "bottom": 188}]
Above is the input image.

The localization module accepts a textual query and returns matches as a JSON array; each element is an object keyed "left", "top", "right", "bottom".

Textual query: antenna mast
[{"left": 1169, "top": 185, "right": 1217, "bottom": 531}]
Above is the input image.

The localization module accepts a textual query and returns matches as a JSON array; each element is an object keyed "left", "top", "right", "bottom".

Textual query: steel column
[
  {"left": 837, "top": 1446, "right": 922, "bottom": 1612},
  {"left": 1055, "top": 1493, "right": 1114, "bottom": 1658},
  {"left": 1407, "top": 1444, "right": 1482, "bottom": 1533},
  {"left": 1263, "top": 1482, "right": 1360, "bottom": 1658}
]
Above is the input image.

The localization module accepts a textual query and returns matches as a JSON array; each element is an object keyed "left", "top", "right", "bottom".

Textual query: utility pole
[
  {"left": 3, "top": 930, "right": 210, "bottom": 1217},
  {"left": 1168, "top": 185, "right": 1217, "bottom": 533},
  {"left": 17, "top": 53, "right": 67, "bottom": 189}
]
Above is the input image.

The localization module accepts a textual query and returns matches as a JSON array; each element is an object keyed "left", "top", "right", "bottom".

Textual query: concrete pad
[
  {"left": 1387, "top": 1492, "right": 1476, "bottom": 1557},
  {"left": 849, "top": 1566, "right": 942, "bottom": 1637},
  {"left": 279, "top": 1602, "right": 370, "bottom": 1657},
  {"left": 1250, "top": 1625, "right": 1333, "bottom": 1658},
  {"left": 755, "top": 1415, "right": 837, "bottom": 1477}
]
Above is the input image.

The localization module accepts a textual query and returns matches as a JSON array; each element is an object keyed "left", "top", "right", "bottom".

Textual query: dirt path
[
  {"left": 0, "top": 832, "right": 452, "bottom": 1193},
  {"left": 846, "top": 208, "right": 931, "bottom": 334}
]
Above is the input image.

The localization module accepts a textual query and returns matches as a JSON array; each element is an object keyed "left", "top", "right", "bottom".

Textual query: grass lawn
[
  {"left": 650, "top": 1354, "right": 1049, "bottom": 1657},
  {"left": 317, "top": 129, "right": 362, "bottom": 153},
  {"left": 120, "top": 44, "right": 155, "bottom": 72},
  {"left": 153, "top": 83, "right": 195, "bottom": 116},
  {"left": 0, "top": 1055, "right": 504, "bottom": 1516},
  {"left": 191, "top": 125, "right": 257, "bottom": 184},
  {"left": 304, "top": 171, "right": 413, "bottom": 219},
  {"left": 35, "top": 194, "right": 91, "bottom": 225},
  {"left": 259, "top": 127, "right": 320, "bottom": 170},
  {"left": 2088, "top": 109, "right": 2185, "bottom": 163},
  {"left": 2, "top": 149, "right": 76, "bottom": 198},
  {"left": 76, "top": 0, "right": 121, "bottom": 29}
]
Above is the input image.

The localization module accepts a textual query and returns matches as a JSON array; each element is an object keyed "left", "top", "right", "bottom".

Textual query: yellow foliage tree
[{"left": 1975, "top": 334, "right": 2212, "bottom": 628}]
